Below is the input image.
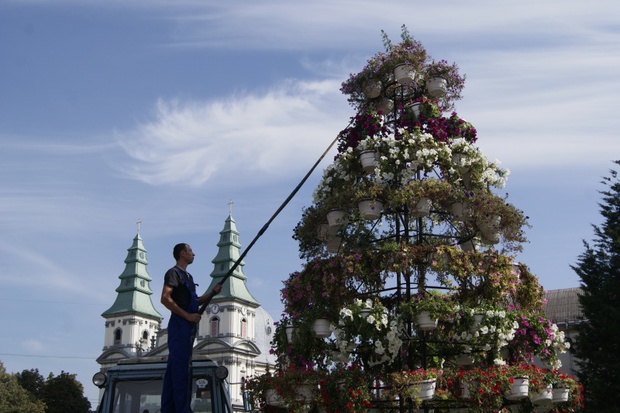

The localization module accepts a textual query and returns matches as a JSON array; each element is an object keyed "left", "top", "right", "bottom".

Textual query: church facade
[{"left": 96, "top": 212, "right": 277, "bottom": 411}]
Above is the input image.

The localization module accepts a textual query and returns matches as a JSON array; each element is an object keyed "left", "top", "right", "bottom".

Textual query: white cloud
[{"left": 115, "top": 79, "right": 350, "bottom": 187}]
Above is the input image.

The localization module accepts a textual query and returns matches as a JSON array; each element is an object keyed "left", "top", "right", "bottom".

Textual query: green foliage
[
  {"left": 571, "top": 160, "right": 620, "bottom": 412},
  {"left": 41, "top": 371, "right": 91, "bottom": 413},
  {"left": 16, "top": 369, "right": 45, "bottom": 401},
  {"left": 0, "top": 362, "right": 46, "bottom": 413}
]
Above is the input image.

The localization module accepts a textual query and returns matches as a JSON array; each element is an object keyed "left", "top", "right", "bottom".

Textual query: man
[{"left": 161, "top": 243, "right": 222, "bottom": 413}]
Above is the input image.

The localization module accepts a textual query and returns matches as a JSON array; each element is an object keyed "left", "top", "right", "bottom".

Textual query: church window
[
  {"left": 114, "top": 328, "right": 122, "bottom": 345},
  {"left": 142, "top": 330, "right": 149, "bottom": 341},
  {"left": 210, "top": 317, "right": 220, "bottom": 337},
  {"left": 241, "top": 318, "right": 247, "bottom": 339}
]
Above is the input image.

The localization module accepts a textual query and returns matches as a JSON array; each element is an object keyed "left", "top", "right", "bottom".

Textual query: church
[{"left": 96, "top": 211, "right": 277, "bottom": 411}]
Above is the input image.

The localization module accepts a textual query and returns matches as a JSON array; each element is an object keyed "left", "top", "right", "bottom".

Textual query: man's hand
[{"left": 185, "top": 313, "right": 201, "bottom": 324}]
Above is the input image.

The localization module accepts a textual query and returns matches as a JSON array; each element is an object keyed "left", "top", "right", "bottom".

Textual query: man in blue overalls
[{"left": 161, "top": 243, "right": 222, "bottom": 413}]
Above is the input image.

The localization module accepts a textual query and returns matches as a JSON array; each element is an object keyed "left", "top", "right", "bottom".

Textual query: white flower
[{"left": 494, "top": 358, "right": 506, "bottom": 366}]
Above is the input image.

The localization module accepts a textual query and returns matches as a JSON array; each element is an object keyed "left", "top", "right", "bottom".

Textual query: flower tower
[{"left": 246, "top": 26, "right": 583, "bottom": 413}]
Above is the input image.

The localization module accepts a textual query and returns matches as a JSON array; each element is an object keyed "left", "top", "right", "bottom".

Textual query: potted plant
[
  {"left": 399, "top": 290, "right": 455, "bottom": 331},
  {"left": 549, "top": 371, "right": 582, "bottom": 406},
  {"left": 318, "top": 364, "right": 373, "bottom": 413},
  {"left": 332, "top": 298, "right": 403, "bottom": 375},
  {"left": 423, "top": 59, "right": 466, "bottom": 105},
  {"left": 389, "top": 368, "right": 441, "bottom": 406}
]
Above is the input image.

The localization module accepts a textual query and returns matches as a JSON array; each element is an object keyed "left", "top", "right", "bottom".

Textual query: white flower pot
[
  {"left": 416, "top": 311, "right": 438, "bottom": 331},
  {"left": 394, "top": 63, "right": 416, "bottom": 85},
  {"left": 265, "top": 389, "right": 284, "bottom": 407},
  {"left": 360, "top": 150, "right": 378, "bottom": 173},
  {"left": 317, "top": 223, "right": 331, "bottom": 242},
  {"left": 481, "top": 230, "right": 500, "bottom": 245},
  {"left": 327, "top": 210, "right": 348, "bottom": 228},
  {"left": 408, "top": 378, "right": 436, "bottom": 401},
  {"left": 456, "top": 354, "right": 474, "bottom": 366},
  {"left": 459, "top": 238, "right": 480, "bottom": 252},
  {"left": 312, "top": 318, "right": 331, "bottom": 338},
  {"left": 470, "top": 314, "right": 484, "bottom": 333},
  {"left": 325, "top": 236, "right": 342, "bottom": 253},
  {"left": 285, "top": 325, "right": 295, "bottom": 342},
  {"left": 358, "top": 199, "right": 383, "bottom": 220},
  {"left": 450, "top": 202, "right": 465, "bottom": 221},
  {"left": 412, "top": 197, "right": 432, "bottom": 218},
  {"left": 296, "top": 384, "right": 314, "bottom": 402},
  {"left": 531, "top": 384, "right": 553, "bottom": 405},
  {"left": 506, "top": 377, "right": 529, "bottom": 400},
  {"left": 479, "top": 214, "right": 501, "bottom": 233},
  {"left": 427, "top": 76, "right": 447, "bottom": 98},
  {"left": 363, "top": 79, "right": 382, "bottom": 99},
  {"left": 410, "top": 102, "right": 422, "bottom": 119},
  {"left": 552, "top": 387, "right": 569, "bottom": 403},
  {"left": 376, "top": 97, "right": 394, "bottom": 115},
  {"left": 459, "top": 381, "right": 470, "bottom": 399}
]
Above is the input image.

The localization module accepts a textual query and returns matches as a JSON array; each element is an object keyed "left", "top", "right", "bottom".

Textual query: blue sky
[{"left": 1, "top": 0, "right": 619, "bottom": 406}]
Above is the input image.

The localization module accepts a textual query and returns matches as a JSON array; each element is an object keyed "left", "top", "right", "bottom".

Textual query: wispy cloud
[{"left": 115, "top": 79, "right": 349, "bottom": 187}]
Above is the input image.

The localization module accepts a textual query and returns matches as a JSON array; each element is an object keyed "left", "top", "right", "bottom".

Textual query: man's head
[{"left": 173, "top": 243, "right": 195, "bottom": 264}]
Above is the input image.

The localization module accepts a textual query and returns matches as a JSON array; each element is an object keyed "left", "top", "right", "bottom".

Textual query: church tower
[
  {"left": 194, "top": 209, "right": 276, "bottom": 409},
  {"left": 97, "top": 225, "right": 163, "bottom": 368}
]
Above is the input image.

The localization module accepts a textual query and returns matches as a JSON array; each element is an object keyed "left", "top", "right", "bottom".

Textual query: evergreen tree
[
  {"left": 571, "top": 161, "right": 620, "bottom": 412},
  {"left": 41, "top": 371, "right": 91, "bottom": 413},
  {"left": 16, "top": 368, "right": 45, "bottom": 401},
  {"left": 0, "top": 362, "right": 46, "bottom": 413}
]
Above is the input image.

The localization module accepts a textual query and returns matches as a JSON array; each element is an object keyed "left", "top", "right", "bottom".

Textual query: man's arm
[
  {"left": 161, "top": 284, "right": 201, "bottom": 323},
  {"left": 198, "top": 283, "right": 222, "bottom": 305}
]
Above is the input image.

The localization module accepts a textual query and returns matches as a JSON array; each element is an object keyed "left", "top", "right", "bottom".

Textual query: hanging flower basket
[
  {"left": 410, "top": 102, "right": 422, "bottom": 119},
  {"left": 325, "top": 236, "right": 342, "bottom": 253},
  {"left": 459, "top": 238, "right": 480, "bottom": 252},
  {"left": 552, "top": 387, "right": 569, "bottom": 403},
  {"left": 376, "top": 97, "right": 394, "bottom": 115},
  {"left": 478, "top": 214, "right": 501, "bottom": 233},
  {"left": 360, "top": 150, "right": 378, "bottom": 173},
  {"left": 450, "top": 202, "right": 465, "bottom": 221},
  {"left": 285, "top": 325, "right": 296, "bottom": 342},
  {"left": 416, "top": 310, "right": 438, "bottom": 331},
  {"left": 358, "top": 199, "right": 383, "bottom": 220},
  {"left": 327, "top": 210, "right": 348, "bottom": 228},
  {"left": 427, "top": 76, "right": 447, "bottom": 98},
  {"left": 363, "top": 79, "right": 382, "bottom": 99},
  {"left": 459, "top": 381, "right": 470, "bottom": 399},
  {"left": 394, "top": 63, "right": 416, "bottom": 85},
  {"left": 412, "top": 197, "right": 432, "bottom": 218},
  {"left": 506, "top": 377, "right": 529, "bottom": 400},
  {"left": 530, "top": 384, "right": 553, "bottom": 405},
  {"left": 296, "top": 383, "right": 315, "bottom": 403},
  {"left": 408, "top": 379, "right": 436, "bottom": 401},
  {"left": 481, "top": 230, "right": 500, "bottom": 245},
  {"left": 312, "top": 318, "right": 331, "bottom": 338},
  {"left": 265, "top": 389, "right": 284, "bottom": 407}
]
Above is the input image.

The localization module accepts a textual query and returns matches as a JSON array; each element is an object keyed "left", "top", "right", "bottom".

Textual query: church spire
[
  {"left": 101, "top": 230, "right": 163, "bottom": 320},
  {"left": 207, "top": 208, "right": 259, "bottom": 305}
]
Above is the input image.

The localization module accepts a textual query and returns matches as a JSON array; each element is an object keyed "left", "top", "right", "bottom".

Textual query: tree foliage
[
  {"left": 571, "top": 160, "right": 620, "bottom": 412},
  {"left": 41, "top": 371, "right": 91, "bottom": 413},
  {"left": 0, "top": 362, "right": 91, "bottom": 413},
  {"left": 0, "top": 362, "right": 46, "bottom": 413}
]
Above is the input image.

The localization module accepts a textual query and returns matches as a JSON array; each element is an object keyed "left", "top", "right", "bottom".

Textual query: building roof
[
  {"left": 543, "top": 288, "right": 584, "bottom": 324},
  {"left": 206, "top": 212, "right": 259, "bottom": 306},
  {"left": 101, "top": 233, "right": 163, "bottom": 320}
]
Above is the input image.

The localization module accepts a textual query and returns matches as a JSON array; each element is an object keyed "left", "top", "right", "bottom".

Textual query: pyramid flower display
[{"left": 247, "top": 26, "right": 582, "bottom": 413}]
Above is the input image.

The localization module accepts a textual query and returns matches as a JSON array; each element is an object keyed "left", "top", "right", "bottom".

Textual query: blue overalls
[{"left": 161, "top": 268, "right": 199, "bottom": 413}]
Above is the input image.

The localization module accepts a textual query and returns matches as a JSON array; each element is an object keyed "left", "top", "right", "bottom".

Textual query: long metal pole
[{"left": 197, "top": 131, "right": 343, "bottom": 315}]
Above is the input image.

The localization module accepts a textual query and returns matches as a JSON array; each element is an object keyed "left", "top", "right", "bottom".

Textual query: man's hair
[{"left": 173, "top": 243, "right": 188, "bottom": 261}]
